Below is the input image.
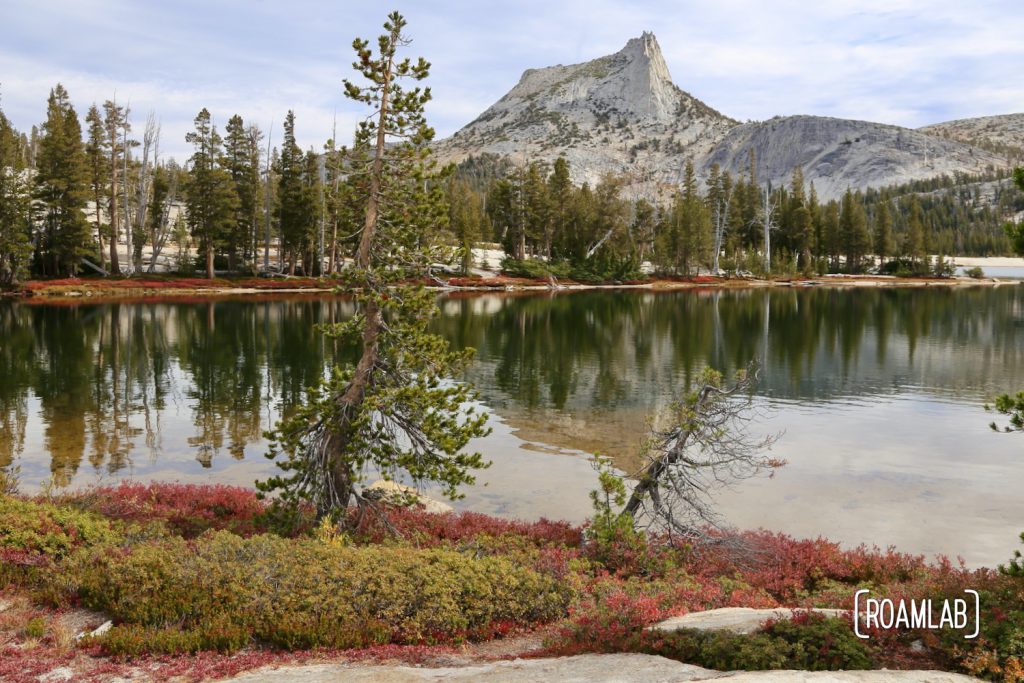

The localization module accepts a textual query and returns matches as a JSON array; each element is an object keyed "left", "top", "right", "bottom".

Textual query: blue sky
[{"left": 2, "top": 0, "right": 1022, "bottom": 161}]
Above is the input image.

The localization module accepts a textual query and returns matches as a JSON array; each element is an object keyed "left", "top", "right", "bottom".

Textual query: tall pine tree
[
  {"left": 184, "top": 108, "right": 239, "bottom": 278},
  {"left": 0, "top": 97, "right": 31, "bottom": 285},
  {"left": 259, "top": 12, "right": 488, "bottom": 525},
  {"left": 34, "top": 84, "right": 91, "bottom": 276}
]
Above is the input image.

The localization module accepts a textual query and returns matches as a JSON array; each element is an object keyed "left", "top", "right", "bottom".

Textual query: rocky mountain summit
[
  {"left": 434, "top": 33, "right": 736, "bottom": 193},
  {"left": 435, "top": 33, "right": 1015, "bottom": 200}
]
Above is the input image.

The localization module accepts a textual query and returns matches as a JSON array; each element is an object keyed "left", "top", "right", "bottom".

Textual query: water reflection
[{"left": 1, "top": 287, "right": 1022, "bottom": 564}]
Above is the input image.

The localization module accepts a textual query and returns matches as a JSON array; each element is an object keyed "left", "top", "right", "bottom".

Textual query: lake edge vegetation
[{"left": 0, "top": 479, "right": 1023, "bottom": 681}]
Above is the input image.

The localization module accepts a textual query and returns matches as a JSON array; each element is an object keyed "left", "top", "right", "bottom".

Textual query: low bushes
[
  {"left": 0, "top": 494, "right": 120, "bottom": 567},
  {"left": 353, "top": 507, "right": 582, "bottom": 548},
  {"left": 640, "top": 613, "right": 874, "bottom": 671},
  {"left": 53, "top": 530, "right": 572, "bottom": 654},
  {"left": 499, "top": 257, "right": 643, "bottom": 283},
  {"left": 63, "top": 482, "right": 271, "bottom": 538},
  {"left": 1, "top": 483, "right": 1019, "bottom": 677}
]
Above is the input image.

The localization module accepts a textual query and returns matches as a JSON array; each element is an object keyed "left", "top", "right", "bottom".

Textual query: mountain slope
[
  {"left": 919, "top": 113, "right": 1024, "bottom": 158},
  {"left": 702, "top": 115, "right": 1006, "bottom": 200}
]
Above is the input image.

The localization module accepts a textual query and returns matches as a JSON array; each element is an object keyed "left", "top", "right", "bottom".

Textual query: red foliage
[
  {"left": 688, "top": 530, "right": 929, "bottom": 603},
  {"left": 353, "top": 507, "right": 582, "bottom": 548},
  {"left": 0, "top": 548, "right": 51, "bottom": 567},
  {"left": 67, "top": 482, "right": 269, "bottom": 538},
  {"left": 23, "top": 275, "right": 328, "bottom": 293},
  {"left": 549, "top": 589, "right": 668, "bottom": 655}
]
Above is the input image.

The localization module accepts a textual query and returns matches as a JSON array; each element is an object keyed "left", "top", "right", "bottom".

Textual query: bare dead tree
[
  {"left": 147, "top": 161, "right": 179, "bottom": 274},
  {"left": 756, "top": 186, "right": 780, "bottom": 274},
  {"left": 621, "top": 364, "right": 783, "bottom": 542},
  {"left": 132, "top": 112, "right": 158, "bottom": 270}
]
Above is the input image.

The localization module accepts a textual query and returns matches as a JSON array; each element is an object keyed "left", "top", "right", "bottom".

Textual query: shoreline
[{"left": 4, "top": 272, "right": 1020, "bottom": 301}]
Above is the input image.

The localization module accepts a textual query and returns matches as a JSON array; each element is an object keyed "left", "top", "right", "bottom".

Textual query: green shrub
[
  {"left": 640, "top": 614, "right": 874, "bottom": 671},
  {"left": 98, "top": 624, "right": 204, "bottom": 656},
  {"left": 500, "top": 257, "right": 643, "bottom": 283},
  {"left": 0, "top": 494, "right": 120, "bottom": 563},
  {"left": 23, "top": 616, "right": 47, "bottom": 639},
  {"left": 500, "top": 257, "right": 571, "bottom": 280},
  {"left": 965, "top": 266, "right": 985, "bottom": 279},
  {"left": 56, "top": 530, "right": 572, "bottom": 653}
]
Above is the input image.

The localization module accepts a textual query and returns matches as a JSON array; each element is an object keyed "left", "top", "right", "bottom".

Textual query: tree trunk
[
  {"left": 328, "top": 36, "right": 397, "bottom": 505},
  {"left": 622, "top": 385, "right": 714, "bottom": 519},
  {"left": 109, "top": 146, "right": 120, "bottom": 275},
  {"left": 206, "top": 243, "right": 214, "bottom": 279}
]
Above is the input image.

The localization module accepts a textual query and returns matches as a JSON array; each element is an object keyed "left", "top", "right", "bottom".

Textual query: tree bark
[{"left": 329, "top": 33, "right": 396, "bottom": 505}]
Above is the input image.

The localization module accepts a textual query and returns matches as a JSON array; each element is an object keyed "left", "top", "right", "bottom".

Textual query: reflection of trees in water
[
  {"left": 0, "top": 298, "right": 356, "bottom": 481},
  {"left": 1, "top": 288, "right": 1022, "bottom": 480},
  {"left": 444, "top": 287, "right": 1024, "bottom": 412}
]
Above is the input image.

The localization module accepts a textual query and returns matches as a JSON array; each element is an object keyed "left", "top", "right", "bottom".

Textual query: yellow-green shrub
[
  {"left": 0, "top": 494, "right": 120, "bottom": 560},
  {"left": 56, "top": 530, "right": 572, "bottom": 653}
]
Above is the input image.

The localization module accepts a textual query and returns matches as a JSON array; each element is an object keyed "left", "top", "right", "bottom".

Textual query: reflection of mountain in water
[{"left": 1, "top": 287, "right": 1022, "bottom": 482}]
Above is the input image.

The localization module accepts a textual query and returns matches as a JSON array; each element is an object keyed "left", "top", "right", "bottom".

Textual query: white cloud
[{"left": 2, "top": 0, "right": 1021, "bottom": 162}]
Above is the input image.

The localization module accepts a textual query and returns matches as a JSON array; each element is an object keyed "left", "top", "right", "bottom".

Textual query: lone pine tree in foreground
[{"left": 258, "top": 11, "right": 489, "bottom": 527}]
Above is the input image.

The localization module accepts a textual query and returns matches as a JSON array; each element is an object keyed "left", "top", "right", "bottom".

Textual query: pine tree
[
  {"left": 1002, "top": 168, "right": 1024, "bottom": 256},
  {"left": 840, "top": 189, "right": 871, "bottom": 273},
  {"left": 0, "top": 98, "right": 32, "bottom": 285},
  {"left": 277, "top": 111, "right": 309, "bottom": 274},
  {"left": 788, "top": 167, "right": 814, "bottom": 272},
  {"left": 84, "top": 105, "right": 108, "bottom": 270},
  {"left": 548, "top": 156, "right": 573, "bottom": 260},
  {"left": 631, "top": 198, "right": 657, "bottom": 263},
  {"left": 447, "top": 177, "right": 485, "bottom": 274},
  {"left": 223, "top": 114, "right": 261, "bottom": 272},
  {"left": 874, "top": 201, "right": 894, "bottom": 267},
  {"left": 184, "top": 108, "right": 239, "bottom": 279},
  {"left": 905, "top": 196, "right": 926, "bottom": 269},
  {"left": 34, "top": 84, "right": 91, "bottom": 276},
  {"left": 489, "top": 170, "right": 527, "bottom": 261},
  {"left": 301, "top": 148, "right": 323, "bottom": 275},
  {"left": 705, "top": 163, "right": 731, "bottom": 274},
  {"left": 822, "top": 201, "right": 841, "bottom": 272},
  {"left": 259, "top": 12, "right": 489, "bottom": 525},
  {"left": 680, "top": 160, "right": 711, "bottom": 274}
]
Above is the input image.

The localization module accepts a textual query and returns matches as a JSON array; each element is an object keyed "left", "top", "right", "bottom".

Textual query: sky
[{"left": 2, "top": 0, "right": 1022, "bottom": 162}]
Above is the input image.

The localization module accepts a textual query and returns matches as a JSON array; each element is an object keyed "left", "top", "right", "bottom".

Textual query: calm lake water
[{"left": 1, "top": 285, "right": 1022, "bottom": 566}]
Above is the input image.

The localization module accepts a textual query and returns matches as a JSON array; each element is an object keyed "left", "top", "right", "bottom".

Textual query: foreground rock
[
  {"left": 221, "top": 654, "right": 979, "bottom": 682},
  {"left": 649, "top": 607, "right": 850, "bottom": 635}
]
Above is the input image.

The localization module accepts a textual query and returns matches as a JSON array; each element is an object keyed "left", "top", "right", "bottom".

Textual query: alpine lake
[{"left": 2, "top": 284, "right": 1022, "bottom": 567}]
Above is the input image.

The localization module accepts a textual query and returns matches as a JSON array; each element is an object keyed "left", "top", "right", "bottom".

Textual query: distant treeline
[
  {"left": 1, "top": 84, "right": 1020, "bottom": 286},
  {"left": 456, "top": 152, "right": 1021, "bottom": 279}
]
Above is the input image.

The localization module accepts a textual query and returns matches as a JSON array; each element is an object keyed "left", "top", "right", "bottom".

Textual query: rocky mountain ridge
[{"left": 434, "top": 33, "right": 1016, "bottom": 200}]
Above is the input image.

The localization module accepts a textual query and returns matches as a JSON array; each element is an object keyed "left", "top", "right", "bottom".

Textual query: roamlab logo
[{"left": 853, "top": 589, "right": 980, "bottom": 639}]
